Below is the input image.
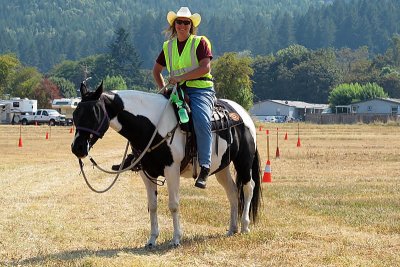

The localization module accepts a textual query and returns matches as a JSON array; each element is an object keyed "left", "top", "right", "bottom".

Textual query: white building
[
  {"left": 250, "top": 100, "right": 328, "bottom": 121},
  {"left": 349, "top": 98, "right": 400, "bottom": 115}
]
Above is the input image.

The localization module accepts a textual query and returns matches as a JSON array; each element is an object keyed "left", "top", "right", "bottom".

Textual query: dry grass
[{"left": 0, "top": 123, "right": 399, "bottom": 266}]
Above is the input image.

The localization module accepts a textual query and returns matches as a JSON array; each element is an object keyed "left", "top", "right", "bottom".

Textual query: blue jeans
[{"left": 185, "top": 87, "right": 215, "bottom": 169}]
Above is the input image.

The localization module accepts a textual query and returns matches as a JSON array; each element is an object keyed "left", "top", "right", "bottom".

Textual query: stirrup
[{"left": 112, "top": 153, "right": 142, "bottom": 171}]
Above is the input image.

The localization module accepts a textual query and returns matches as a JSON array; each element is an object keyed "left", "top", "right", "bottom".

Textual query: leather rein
[{"left": 77, "top": 85, "right": 178, "bottom": 193}]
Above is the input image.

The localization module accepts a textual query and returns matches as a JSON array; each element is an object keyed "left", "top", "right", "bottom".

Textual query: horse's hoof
[
  {"left": 145, "top": 243, "right": 156, "bottom": 249},
  {"left": 226, "top": 230, "right": 238, "bottom": 236},
  {"left": 241, "top": 228, "right": 250, "bottom": 234},
  {"left": 169, "top": 241, "right": 181, "bottom": 248}
]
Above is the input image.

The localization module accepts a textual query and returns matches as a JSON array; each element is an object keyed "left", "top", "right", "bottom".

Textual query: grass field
[{"left": 0, "top": 123, "right": 399, "bottom": 267}]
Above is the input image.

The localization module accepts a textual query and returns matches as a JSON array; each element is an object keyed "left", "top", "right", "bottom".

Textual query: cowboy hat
[{"left": 167, "top": 7, "right": 201, "bottom": 27}]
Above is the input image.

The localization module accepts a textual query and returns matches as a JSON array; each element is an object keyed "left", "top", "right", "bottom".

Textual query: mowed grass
[{"left": 0, "top": 123, "right": 399, "bottom": 266}]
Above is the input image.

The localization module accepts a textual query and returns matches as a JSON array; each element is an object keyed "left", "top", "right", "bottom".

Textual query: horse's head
[{"left": 71, "top": 82, "right": 110, "bottom": 158}]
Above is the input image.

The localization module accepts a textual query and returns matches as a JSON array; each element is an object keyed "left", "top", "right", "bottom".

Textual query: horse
[{"left": 71, "top": 82, "right": 262, "bottom": 247}]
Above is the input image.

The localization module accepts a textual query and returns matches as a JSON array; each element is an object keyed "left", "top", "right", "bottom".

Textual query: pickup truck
[{"left": 13, "top": 109, "right": 66, "bottom": 126}]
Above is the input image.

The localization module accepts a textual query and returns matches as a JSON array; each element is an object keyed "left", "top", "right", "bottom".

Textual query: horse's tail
[
  {"left": 250, "top": 148, "right": 262, "bottom": 222},
  {"left": 237, "top": 147, "right": 262, "bottom": 223}
]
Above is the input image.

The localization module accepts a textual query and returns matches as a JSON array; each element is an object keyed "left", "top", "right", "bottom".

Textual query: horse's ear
[
  {"left": 80, "top": 82, "right": 88, "bottom": 97},
  {"left": 93, "top": 81, "right": 104, "bottom": 100}
]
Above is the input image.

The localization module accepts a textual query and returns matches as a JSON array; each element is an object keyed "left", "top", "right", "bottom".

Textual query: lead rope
[
  {"left": 78, "top": 140, "right": 130, "bottom": 193},
  {"left": 79, "top": 84, "right": 176, "bottom": 193}
]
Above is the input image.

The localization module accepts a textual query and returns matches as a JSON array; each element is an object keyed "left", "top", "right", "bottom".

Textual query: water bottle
[{"left": 178, "top": 107, "right": 189, "bottom": 124}]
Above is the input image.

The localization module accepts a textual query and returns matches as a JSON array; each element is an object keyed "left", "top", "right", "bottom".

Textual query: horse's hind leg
[
  {"left": 140, "top": 172, "right": 159, "bottom": 248},
  {"left": 215, "top": 166, "right": 239, "bottom": 236},
  {"left": 240, "top": 173, "right": 255, "bottom": 233}
]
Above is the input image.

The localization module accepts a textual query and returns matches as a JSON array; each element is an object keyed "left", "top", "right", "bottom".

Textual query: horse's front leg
[
  {"left": 140, "top": 172, "right": 159, "bottom": 248},
  {"left": 165, "top": 165, "right": 182, "bottom": 246}
]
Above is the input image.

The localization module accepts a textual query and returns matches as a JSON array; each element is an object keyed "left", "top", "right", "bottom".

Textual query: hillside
[
  {"left": 0, "top": 0, "right": 329, "bottom": 71},
  {"left": 1, "top": 0, "right": 400, "bottom": 74}
]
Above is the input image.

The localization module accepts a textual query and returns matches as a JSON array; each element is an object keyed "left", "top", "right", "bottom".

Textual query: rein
[
  {"left": 78, "top": 140, "right": 130, "bottom": 193},
  {"left": 78, "top": 84, "right": 177, "bottom": 193}
]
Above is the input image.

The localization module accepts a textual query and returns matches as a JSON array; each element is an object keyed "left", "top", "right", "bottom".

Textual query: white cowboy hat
[{"left": 167, "top": 7, "right": 201, "bottom": 27}]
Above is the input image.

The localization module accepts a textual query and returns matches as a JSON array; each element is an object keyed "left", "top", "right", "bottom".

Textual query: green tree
[
  {"left": 328, "top": 82, "right": 387, "bottom": 107},
  {"left": 108, "top": 28, "right": 142, "bottom": 88},
  {"left": 252, "top": 54, "right": 276, "bottom": 101},
  {"left": 328, "top": 83, "right": 362, "bottom": 107},
  {"left": 378, "top": 71, "right": 400, "bottom": 98},
  {"left": 49, "top": 60, "right": 82, "bottom": 88},
  {"left": 358, "top": 82, "right": 388, "bottom": 101},
  {"left": 6, "top": 66, "right": 42, "bottom": 99},
  {"left": 103, "top": 75, "right": 127, "bottom": 91},
  {"left": 385, "top": 34, "right": 400, "bottom": 67},
  {"left": 0, "top": 53, "right": 20, "bottom": 97},
  {"left": 292, "top": 48, "right": 342, "bottom": 103},
  {"left": 212, "top": 52, "right": 254, "bottom": 110},
  {"left": 49, "top": 77, "right": 77, "bottom": 98}
]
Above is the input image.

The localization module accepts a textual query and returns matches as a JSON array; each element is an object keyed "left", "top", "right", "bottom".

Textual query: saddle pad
[{"left": 211, "top": 99, "right": 243, "bottom": 132}]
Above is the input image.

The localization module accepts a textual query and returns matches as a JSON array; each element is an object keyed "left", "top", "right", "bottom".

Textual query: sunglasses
[{"left": 175, "top": 19, "right": 191, "bottom": 26}]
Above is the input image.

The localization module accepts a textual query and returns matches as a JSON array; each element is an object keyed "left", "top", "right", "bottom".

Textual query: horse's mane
[{"left": 114, "top": 89, "right": 164, "bottom": 99}]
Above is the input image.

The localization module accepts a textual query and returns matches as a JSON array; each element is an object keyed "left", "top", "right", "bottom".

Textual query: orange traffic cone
[
  {"left": 69, "top": 127, "right": 73, "bottom": 133},
  {"left": 18, "top": 137, "right": 23, "bottom": 147},
  {"left": 284, "top": 132, "right": 288, "bottom": 140},
  {"left": 262, "top": 160, "right": 272, "bottom": 183},
  {"left": 46, "top": 132, "right": 49, "bottom": 140},
  {"left": 259, "top": 125, "right": 262, "bottom": 131},
  {"left": 297, "top": 137, "right": 301, "bottom": 147}
]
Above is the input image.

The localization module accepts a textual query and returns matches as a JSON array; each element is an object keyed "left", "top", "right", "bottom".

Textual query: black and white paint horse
[{"left": 71, "top": 82, "right": 262, "bottom": 247}]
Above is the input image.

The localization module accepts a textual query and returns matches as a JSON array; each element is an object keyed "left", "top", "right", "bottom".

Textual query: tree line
[
  {"left": 2, "top": 0, "right": 400, "bottom": 73},
  {"left": 252, "top": 34, "right": 400, "bottom": 105},
  {"left": 2, "top": 32, "right": 400, "bottom": 111}
]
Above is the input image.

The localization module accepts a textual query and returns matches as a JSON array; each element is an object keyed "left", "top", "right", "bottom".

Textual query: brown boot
[{"left": 194, "top": 166, "right": 210, "bottom": 189}]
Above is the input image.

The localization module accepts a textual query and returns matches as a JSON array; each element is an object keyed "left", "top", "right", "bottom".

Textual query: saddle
[
  {"left": 113, "top": 90, "right": 244, "bottom": 177},
  {"left": 174, "top": 94, "right": 244, "bottom": 177}
]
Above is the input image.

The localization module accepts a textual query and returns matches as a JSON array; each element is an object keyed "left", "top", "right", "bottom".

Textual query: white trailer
[
  {"left": 52, "top": 98, "right": 81, "bottom": 125},
  {"left": 0, "top": 98, "right": 37, "bottom": 124}
]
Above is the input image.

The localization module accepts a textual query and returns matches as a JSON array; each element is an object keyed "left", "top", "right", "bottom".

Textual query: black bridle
[{"left": 74, "top": 100, "right": 110, "bottom": 139}]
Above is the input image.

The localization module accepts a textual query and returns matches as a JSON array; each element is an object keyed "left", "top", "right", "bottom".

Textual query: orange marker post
[
  {"left": 297, "top": 123, "right": 301, "bottom": 147},
  {"left": 18, "top": 124, "right": 23, "bottom": 147},
  {"left": 263, "top": 129, "right": 272, "bottom": 183},
  {"left": 275, "top": 127, "right": 280, "bottom": 158}
]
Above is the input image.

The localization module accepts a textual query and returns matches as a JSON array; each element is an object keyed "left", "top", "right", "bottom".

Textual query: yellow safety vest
[{"left": 163, "top": 35, "right": 213, "bottom": 88}]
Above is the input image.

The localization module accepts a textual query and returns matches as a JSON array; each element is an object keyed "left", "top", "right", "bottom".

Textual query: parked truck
[{"left": 13, "top": 109, "right": 66, "bottom": 125}]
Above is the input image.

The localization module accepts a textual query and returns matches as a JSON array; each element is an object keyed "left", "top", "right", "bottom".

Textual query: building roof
[
  {"left": 254, "top": 99, "right": 328, "bottom": 109},
  {"left": 350, "top": 98, "right": 400, "bottom": 105}
]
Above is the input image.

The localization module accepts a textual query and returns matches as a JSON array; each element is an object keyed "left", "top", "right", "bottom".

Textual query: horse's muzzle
[{"left": 71, "top": 139, "right": 89, "bottom": 159}]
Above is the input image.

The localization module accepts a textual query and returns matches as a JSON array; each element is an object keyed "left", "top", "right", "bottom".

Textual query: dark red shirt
[{"left": 156, "top": 36, "right": 213, "bottom": 67}]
